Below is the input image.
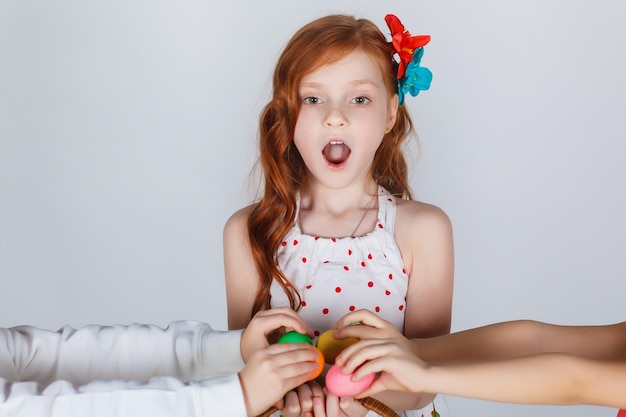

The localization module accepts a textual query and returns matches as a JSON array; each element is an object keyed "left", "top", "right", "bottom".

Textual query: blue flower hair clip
[
  {"left": 385, "top": 14, "right": 433, "bottom": 105},
  {"left": 398, "top": 47, "right": 433, "bottom": 105}
]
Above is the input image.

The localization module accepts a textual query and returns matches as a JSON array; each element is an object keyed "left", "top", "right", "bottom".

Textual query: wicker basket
[{"left": 258, "top": 396, "right": 400, "bottom": 417}]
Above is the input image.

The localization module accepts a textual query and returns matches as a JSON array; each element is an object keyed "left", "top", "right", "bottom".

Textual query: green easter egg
[{"left": 278, "top": 331, "right": 313, "bottom": 345}]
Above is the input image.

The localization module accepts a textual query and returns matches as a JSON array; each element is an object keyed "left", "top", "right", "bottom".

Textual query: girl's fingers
[
  {"left": 280, "top": 381, "right": 322, "bottom": 417},
  {"left": 309, "top": 380, "right": 324, "bottom": 398},
  {"left": 334, "top": 323, "right": 388, "bottom": 341},
  {"left": 265, "top": 341, "right": 313, "bottom": 353},
  {"left": 267, "top": 344, "right": 322, "bottom": 374},
  {"left": 282, "top": 390, "right": 302, "bottom": 417},
  {"left": 324, "top": 390, "right": 341, "bottom": 416},
  {"left": 335, "top": 339, "right": 390, "bottom": 369},
  {"left": 338, "top": 396, "right": 367, "bottom": 416},
  {"left": 333, "top": 309, "right": 383, "bottom": 330},
  {"left": 311, "top": 394, "right": 326, "bottom": 417},
  {"left": 351, "top": 355, "right": 390, "bottom": 380},
  {"left": 296, "top": 381, "right": 314, "bottom": 412},
  {"left": 354, "top": 379, "right": 386, "bottom": 399},
  {"left": 254, "top": 308, "right": 313, "bottom": 337},
  {"left": 273, "top": 397, "right": 285, "bottom": 411},
  {"left": 302, "top": 382, "right": 325, "bottom": 417}
]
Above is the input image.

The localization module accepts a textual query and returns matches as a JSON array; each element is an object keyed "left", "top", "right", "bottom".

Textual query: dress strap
[
  {"left": 294, "top": 193, "right": 302, "bottom": 231},
  {"left": 376, "top": 185, "right": 396, "bottom": 234}
]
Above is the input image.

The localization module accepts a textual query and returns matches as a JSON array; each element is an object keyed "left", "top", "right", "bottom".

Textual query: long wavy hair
[{"left": 248, "top": 14, "right": 417, "bottom": 317}]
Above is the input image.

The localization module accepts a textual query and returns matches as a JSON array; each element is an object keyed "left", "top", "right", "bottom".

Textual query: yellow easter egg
[{"left": 316, "top": 329, "right": 359, "bottom": 364}]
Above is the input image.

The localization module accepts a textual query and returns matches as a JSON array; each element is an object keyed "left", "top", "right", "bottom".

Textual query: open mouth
[{"left": 322, "top": 141, "right": 351, "bottom": 166}]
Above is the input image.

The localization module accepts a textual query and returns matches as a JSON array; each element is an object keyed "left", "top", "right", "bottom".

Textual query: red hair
[{"left": 248, "top": 14, "right": 416, "bottom": 317}]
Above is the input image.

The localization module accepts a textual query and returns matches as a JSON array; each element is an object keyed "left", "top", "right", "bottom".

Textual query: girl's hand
[
  {"left": 238, "top": 343, "right": 321, "bottom": 416},
  {"left": 334, "top": 338, "right": 428, "bottom": 398},
  {"left": 333, "top": 309, "right": 412, "bottom": 352},
  {"left": 242, "top": 307, "right": 313, "bottom": 362},
  {"left": 325, "top": 391, "right": 369, "bottom": 417},
  {"left": 281, "top": 380, "right": 325, "bottom": 417},
  {"left": 279, "top": 376, "right": 369, "bottom": 417}
]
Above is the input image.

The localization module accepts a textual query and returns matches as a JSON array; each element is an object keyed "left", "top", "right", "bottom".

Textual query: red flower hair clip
[{"left": 385, "top": 14, "right": 430, "bottom": 79}]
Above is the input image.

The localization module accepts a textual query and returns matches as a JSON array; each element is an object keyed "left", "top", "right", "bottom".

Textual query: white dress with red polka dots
[{"left": 270, "top": 185, "right": 450, "bottom": 417}]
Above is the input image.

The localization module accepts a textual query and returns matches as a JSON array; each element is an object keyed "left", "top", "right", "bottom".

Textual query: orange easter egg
[
  {"left": 316, "top": 329, "right": 359, "bottom": 364},
  {"left": 308, "top": 346, "right": 325, "bottom": 381}
]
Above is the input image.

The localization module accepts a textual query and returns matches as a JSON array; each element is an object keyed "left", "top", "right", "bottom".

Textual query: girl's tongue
[{"left": 323, "top": 142, "right": 351, "bottom": 165}]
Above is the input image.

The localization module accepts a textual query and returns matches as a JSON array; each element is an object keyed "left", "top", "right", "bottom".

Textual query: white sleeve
[
  {"left": 0, "top": 322, "right": 246, "bottom": 386},
  {"left": 0, "top": 374, "right": 248, "bottom": 417}
]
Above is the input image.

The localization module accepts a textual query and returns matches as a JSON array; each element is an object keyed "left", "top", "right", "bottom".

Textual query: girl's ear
[{"left": 386, "top": 94, "right": 399, "bottom": 132}]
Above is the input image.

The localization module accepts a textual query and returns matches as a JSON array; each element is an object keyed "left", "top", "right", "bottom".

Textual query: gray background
[{"left": 1, "top": 1, "right": 624, "bottom": 416}]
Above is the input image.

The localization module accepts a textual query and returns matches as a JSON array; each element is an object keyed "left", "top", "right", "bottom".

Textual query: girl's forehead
[{"left": 300, "top": 50, "right": 386, "bottom": 87}]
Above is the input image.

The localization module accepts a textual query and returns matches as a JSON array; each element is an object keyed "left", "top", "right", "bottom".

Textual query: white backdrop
[{"left": 1, "top": 1, "right": 624, "bottom": 416}]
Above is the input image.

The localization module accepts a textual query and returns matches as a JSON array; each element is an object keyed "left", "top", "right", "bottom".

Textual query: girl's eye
[
  {"left": 302, "top": 96, "right": 321, "bottom": 105},
  {"left": 351, "top": 96, "right": 371, "bottom": 105}
]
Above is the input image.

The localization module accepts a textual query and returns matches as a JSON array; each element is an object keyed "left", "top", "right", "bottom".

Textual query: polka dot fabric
[{"left": 270, "top": 185, "right": 408, "bottom": 337}]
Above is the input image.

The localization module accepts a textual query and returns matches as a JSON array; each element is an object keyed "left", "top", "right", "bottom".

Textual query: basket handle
[{"left": 258, "top": 396, "right": 400, "bottom": 417}]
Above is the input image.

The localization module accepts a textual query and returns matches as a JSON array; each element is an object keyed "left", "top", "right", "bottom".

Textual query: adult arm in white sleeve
[
  {"left": 0, "top": 374, "right": 248, "bottom": 417},
  {"left": 0, "top": 321, "right": 245, "bottom": 386}
]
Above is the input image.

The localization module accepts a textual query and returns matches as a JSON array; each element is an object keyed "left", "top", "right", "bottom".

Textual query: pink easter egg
[{"left": 325, "top": 364, "right": 375, "bottom": 397}]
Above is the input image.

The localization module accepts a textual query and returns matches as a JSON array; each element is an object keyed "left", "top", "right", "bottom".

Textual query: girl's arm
[
  {"left": 0, "top": 321, "right": 243, "bottom": 386},
  {"left": 336, "top": 310, "right": 626, "bottom": 364},
  {"left": 224, "top": 205, "right": 261, "bottom": 330},
  {"left": 371, "top": 201, "right": 454, "bottom": 410},
  {"left": 423, "top": 353, "right": 626, "bottom": 409},
  {"left": 337, "top": 338, "right": 626, "bottom": 409},
  {"left": 0, "top": 373, "right": 248, "bottom": 417},
  {"left": 0, "top": 308, "right": 312, "bottom": 388},
  {"left": 412, "top": 320, "right": 626, "bottom": 363},
  {"left": 0, "top": 341, "right": 322, "bottom": 417},
  {"left": 397, "top": 202, "right": 454, "bottom": 339}
]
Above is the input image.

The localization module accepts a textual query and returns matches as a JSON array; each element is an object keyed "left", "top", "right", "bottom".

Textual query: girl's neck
[
  {"left": 299, "top": 181, "right": 378, "bottom": 214},
  {"left": 297, "top": 181, "right": 379, "bottom": 238}
]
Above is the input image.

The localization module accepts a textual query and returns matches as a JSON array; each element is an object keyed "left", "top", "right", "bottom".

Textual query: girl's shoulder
[
  {"left": 223, "top": 203, "right": 257, "bottom": 235},
  {"left": 395, "top": 198, "right": 452, "bottom": 231},
  {"left": 394, "top": 199, "right": 453, "bottom": 250}
]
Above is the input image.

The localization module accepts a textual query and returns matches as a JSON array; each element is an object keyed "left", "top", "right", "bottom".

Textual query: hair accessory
[{"left": 385, "top": 14, "right": 433, "bottom": 105}]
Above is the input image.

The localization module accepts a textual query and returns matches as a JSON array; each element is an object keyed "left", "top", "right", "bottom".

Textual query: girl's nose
[{"left": 324, "top": 106, "right": 348, "bottom": 128}]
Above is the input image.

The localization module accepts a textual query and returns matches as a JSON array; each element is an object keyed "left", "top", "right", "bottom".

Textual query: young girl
[
  {"left": 224, "top": 13, "right": 454, "bottom": 417},
  {"left": 333, "top": 309, "right": 626, "bottom": 414}
]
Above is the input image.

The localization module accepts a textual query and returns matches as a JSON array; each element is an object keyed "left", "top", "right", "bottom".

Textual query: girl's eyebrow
[
  {"left": 299, "top": 79, "right": 378, "bottom": 88},
  {"left": 351, "top": 79, "right": 378, "bottom": 87}
]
